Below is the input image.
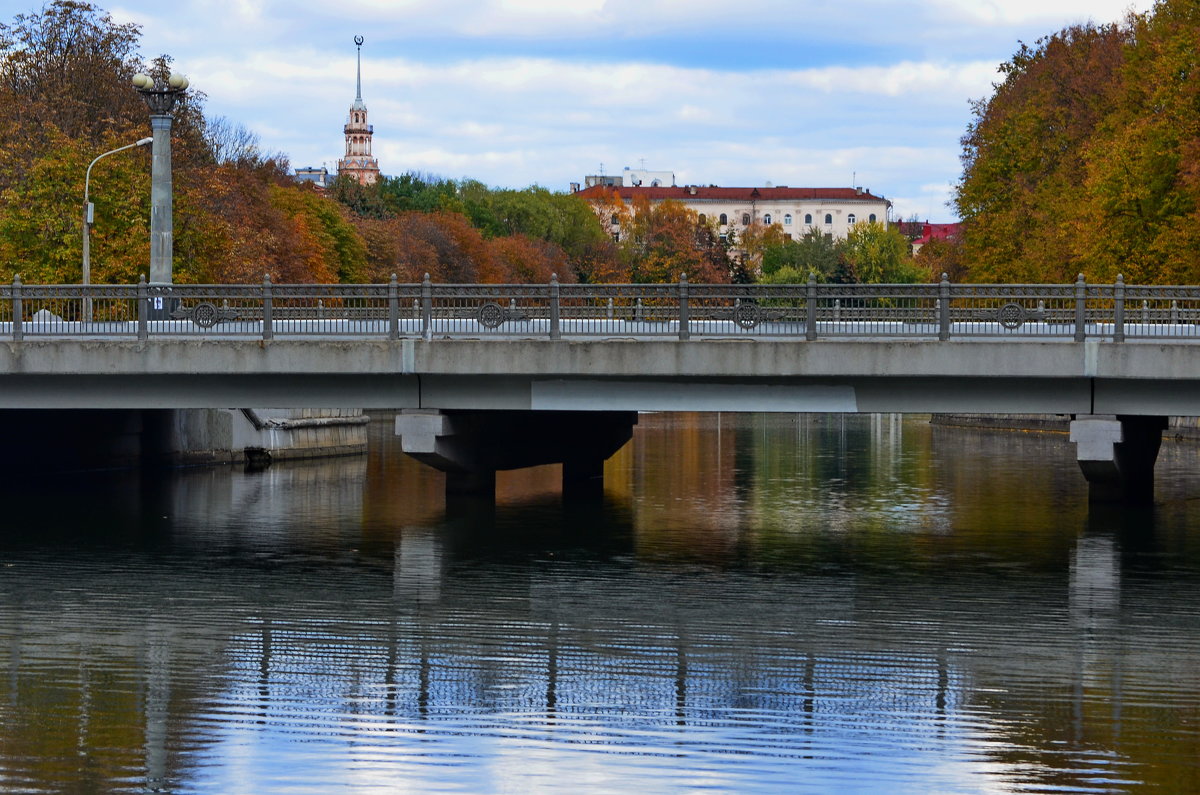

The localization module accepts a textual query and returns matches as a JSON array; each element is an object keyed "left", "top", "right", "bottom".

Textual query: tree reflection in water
[{"left": 0, "top": 413, "right": 1197, "bottom": 793}]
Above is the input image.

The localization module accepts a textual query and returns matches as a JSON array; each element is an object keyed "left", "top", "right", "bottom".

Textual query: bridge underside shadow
[
  {"left": 395, "top": 410, "right": 637, "bottom": 500},
  {"left": 395, "top": 409, "right": 1171, "bottom": 506}
]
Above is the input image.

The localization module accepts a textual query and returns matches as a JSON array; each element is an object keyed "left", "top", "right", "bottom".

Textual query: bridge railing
[{"left": 3, "top": 274, "right": 1200, "bottom": 342}]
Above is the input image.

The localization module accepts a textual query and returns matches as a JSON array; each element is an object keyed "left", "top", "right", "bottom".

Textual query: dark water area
[{"left": 0, "top": 413, "right": 1198, "bottom": 793}]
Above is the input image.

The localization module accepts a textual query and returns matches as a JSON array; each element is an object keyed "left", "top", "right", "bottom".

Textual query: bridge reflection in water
[{"left": 0, "top": 414, "right": 1198, "bottom": 793}]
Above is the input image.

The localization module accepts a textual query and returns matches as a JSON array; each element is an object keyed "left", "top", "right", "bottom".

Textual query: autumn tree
[
  {"left": 0, "top": 1, "right": 146, "bottom": 146},
  {"left": 1076, "top": 0, "right": 1200, "bottom": 283},
  {"left": 955, "top": 22, "right": 1130, "bottom": 281},
  {"left": 914, "top": 234, "right": 966, "bottom": 282}
]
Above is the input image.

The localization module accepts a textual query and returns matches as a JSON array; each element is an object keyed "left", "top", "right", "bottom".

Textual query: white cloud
[
  {"left": 89, "top": 0, "right": 1159, "bottom": 222},
  {"left": 930, "top": 0, "right": 1152, "bottom": 25}
]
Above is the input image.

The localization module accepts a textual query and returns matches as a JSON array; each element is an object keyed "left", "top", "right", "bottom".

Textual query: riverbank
[{"left": 931, "top": 413, "right": 1200, "bottom": 442}]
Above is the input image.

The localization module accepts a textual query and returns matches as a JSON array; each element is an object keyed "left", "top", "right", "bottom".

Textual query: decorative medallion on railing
[
  {"left": 997, "top": 302, "right": 1026, "bottom": 330},
  {"left": 477, "top": 302, "right": 506, "bottom": 328},
  {"left": 733, "top": 302, "right": 760, "bottom": 329}
]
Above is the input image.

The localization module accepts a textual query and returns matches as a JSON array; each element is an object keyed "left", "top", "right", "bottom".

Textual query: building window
[
  {"left": 824, "top": 213, "right": 833, "bottom": 225},
  {"left": 719, "top": 213, "right": 728, "bottom": 225},
  {"left": 763, "top": 213, "right": 772, "bottom": 225},
  {"left": 610, "top": 214, "right": 619, "bottom": 226},
  {"left": 742, "top": 213, "right": 751, "bottom": 225},
  {"left": 804, "top": 213, "right": 812, "bottom": 225},
  {"left": 847, "top": 214, "right": 856, "bottom": 225},
  {"left": 698, "top": 214, "right": 707, "bottom": 224},
  {"left": 784, "top": 214, "right": 792, "bottom": 225},
  {"left": 612, "top": 232, "right": 620, "bottom": 242},
  {"left": 869, "top": 213, "right": 877, "bottom": 223}
]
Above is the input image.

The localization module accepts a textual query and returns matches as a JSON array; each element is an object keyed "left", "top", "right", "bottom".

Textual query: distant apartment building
[
  {"left": 294, "top": 166, "right": 332, "bottom": 188},
  {"left": 576, "top": 177, "right": 891, "bottom": 242}
]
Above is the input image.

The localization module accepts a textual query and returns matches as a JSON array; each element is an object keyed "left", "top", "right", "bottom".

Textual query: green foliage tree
[
  {"left": 840, "top": 221, "right": 924, "bottom": 283},
  {"left": 759, "top": 227, "right": 840, "bottom": 281}
]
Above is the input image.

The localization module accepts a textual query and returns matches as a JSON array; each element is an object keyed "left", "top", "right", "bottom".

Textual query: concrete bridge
[{"left": 3, "top": 277, "right": 1199, "bottom": 501}]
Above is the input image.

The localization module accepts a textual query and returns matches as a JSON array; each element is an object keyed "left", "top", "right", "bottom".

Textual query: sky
[{"left": 12, "top": 0, "right": 1154, "bottom": 221}]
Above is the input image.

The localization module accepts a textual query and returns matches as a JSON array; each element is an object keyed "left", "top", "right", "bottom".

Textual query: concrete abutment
[{"left": 0, "top": 408, "right": 368, "bottom": 473}]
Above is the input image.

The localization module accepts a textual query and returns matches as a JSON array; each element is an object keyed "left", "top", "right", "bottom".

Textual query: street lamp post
[
  {"left": 131, "top": 70, "right": 188, "bottom": 288},
  {"left": 83, "top": 137, "right": 152, "bottom": 321}
]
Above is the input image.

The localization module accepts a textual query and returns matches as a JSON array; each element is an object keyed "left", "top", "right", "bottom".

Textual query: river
[{"left": 0, "top": 413, "right": 1197, "bottom": 793}]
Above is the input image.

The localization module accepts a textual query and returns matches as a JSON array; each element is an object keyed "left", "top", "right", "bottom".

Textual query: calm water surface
[{"left": 1, "top": 413, "right": 1198, "bottom": 793}]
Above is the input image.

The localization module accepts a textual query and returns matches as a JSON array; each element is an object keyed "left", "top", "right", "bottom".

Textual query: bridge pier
[
  {"left": 1069, "top": 415, "right": 1167, "bottom": 503},
  {"left": 395, "top": 409, "right": 637, "bottom": 499}
]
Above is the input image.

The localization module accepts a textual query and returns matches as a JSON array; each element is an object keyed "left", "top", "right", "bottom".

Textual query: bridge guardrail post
[
  {"left": 262, "top": 275, "right": 274, "bottom": 341},
  {"left": 938, "top": 273, "right": 951, "bottom": 341},
  {"left": 549, "top": 274, "right": 561, "bottom": 340},
  {"left": 805, "top": 274, "right": 818, "bottom": 341},
  {"left": 421, "top": 273, "right": 432, "bottom": 341},
  {"left": 11, "top": 275, "right": 22, "bottom": 342},
  {"left": 1074, "top": 273, "right": 1087, "bottom": 342},
  {"left": 1113, "top": 274, "right": 1125, "bottom": 343},
  {"left": 136, "top": 275, "right": 147, "bottom": 341},
  {"left": 678, "top": 273, "right": 690, "bottom": 341},
  {"left": 388, "top": 273, "right": 400, "bottom": 340}
]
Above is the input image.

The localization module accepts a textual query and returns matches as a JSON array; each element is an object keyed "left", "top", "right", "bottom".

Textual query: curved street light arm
[
  {"left": 82, "top": 137, "right": 153, "bottom": 322},
  {"left": 84, "top": 137, "right": 153, "bottom": 209}
]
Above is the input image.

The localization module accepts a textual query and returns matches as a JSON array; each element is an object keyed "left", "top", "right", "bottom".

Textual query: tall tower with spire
[{"left": 337, "top": 35, "right": 381, "bottom": 185}]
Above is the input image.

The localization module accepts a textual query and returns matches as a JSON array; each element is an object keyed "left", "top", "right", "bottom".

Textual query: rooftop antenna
[
  {"left": 852, "top": 170, "right": 856, "bottom": 187},
  {"left": 639, "top": 157, "right": 646, "bottom": 170},
  {"left": 599, "top": 162, "right": 605, "bottom": 175}
]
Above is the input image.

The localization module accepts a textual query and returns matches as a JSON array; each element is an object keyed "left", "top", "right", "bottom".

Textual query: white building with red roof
[{"left": 575, "top": 181, "right": 891, "bottom": 242}]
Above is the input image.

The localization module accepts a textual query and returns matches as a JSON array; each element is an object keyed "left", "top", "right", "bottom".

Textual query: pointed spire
[
  {"left": 351, "top": 35, "right": 367, "bottom": 111},
  {"left": 355, "top": 35, "right": 363, "bottom": 103}
]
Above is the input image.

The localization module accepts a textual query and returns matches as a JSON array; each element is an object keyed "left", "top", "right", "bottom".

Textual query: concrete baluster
[
  {"left": 805, "top": 274, "right": 818, "bottom": 341},
  {"left": 1074, "top": 273, "right": 1087, "bottom": 342},
  {"left": 421, "top": 273, "right": 432, "bottom": 341},
  {"left": 678, "top": 273, "right": 690, "bottom": 341},
  {"left": 11, "top": 275, "right": 22, "bottom": 342},
  {"left": 549, "top": 274, "right": 561, "bottom": 340},
  {"left": 938, "top": 272, "right": 950, "bottom": 341},
  {"left": 388, "top": 273, "right": 399, "bottom": 340},
  {"left": 137, "top": 275, "right": 147, "bottom": 341},
  {"left": 1113, "top": 274, "right": 1125, "bottom": 343},
  {"left": 262, "top": 274, "right": 273, "bottom": 341}
]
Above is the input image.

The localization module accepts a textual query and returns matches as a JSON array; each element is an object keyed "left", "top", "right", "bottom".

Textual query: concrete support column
[
  {"left": 1069, "top": 414, "right": 1167, "bottom": 503},
  {"left": 563, "top": 458, "right": 605, "bottom": 500},
  {"left": 148, "top": 114, "right": 174, "bottom": 286},
  {"left": 395, "top": 409, "right": 637, "bottom": 499}
]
